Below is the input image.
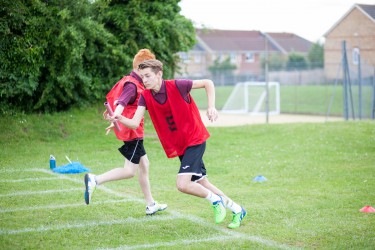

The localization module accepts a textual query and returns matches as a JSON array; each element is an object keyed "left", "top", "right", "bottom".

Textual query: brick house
[
  {"left": 324, "top": 4, "right": 375, "bottom": 79},
  {"left": 176, "top": 28, "right": 312, "bottom": 82}
]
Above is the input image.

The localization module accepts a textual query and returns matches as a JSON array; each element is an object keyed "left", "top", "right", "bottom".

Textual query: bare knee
[
  {"left": 176, "top": 178, "right": 190, "bottom": 193},
  {"left": 123, "top": 162, "right": 137, "bottom": 178},
  {"left": 127, "top": 169, "right": 136, "bottom": 178}
]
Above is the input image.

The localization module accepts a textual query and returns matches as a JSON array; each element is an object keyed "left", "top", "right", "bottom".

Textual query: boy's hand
[
  {"left": 206, "top": 107, "right": 218, "bottom": 122},
  {"left": 103, "top": 110, "right": 109, "bottom": 120},
  {"left": 105, "top": 123, "right": 115, "bottom": 135}
]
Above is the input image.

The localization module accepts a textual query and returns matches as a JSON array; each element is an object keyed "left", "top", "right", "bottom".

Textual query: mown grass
[{"left": 0, "top": 104, "right": 374, "bottom": 249}]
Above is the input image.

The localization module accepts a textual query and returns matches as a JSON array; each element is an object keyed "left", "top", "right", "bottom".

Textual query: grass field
[{"left": 1, "top": 104, "right": 374, "bottom": 249}]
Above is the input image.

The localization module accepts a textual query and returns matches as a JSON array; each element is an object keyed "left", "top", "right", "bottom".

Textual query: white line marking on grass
[
  {"left": 7, "top": 168, "right": 294, "bottom": 250},
  {"left": 0, "top": 168, "right": 44, "bottom": 173},
  {"left": 0, "top": 177, "right": 61, "bottom": 183},
  {"left": 0, "top": 199, "right": 137, "bottom": 213},
  {"left": 0, "top": 188, "right": 82, "bottom": 197},
  {"left": 98, "top": 235, "right": 236, "bottom": 250},
  {"left": 35, "top": 168, "right": 145, "bottom": 201},
  {"left": 168, "top": 211, "right": 295, "bottom": 250},
  {"left": 0, "top": 214, "right": 178, "bottom": 235}
]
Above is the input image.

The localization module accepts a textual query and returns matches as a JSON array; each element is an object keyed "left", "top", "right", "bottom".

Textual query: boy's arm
[
  {"left": 192, "top": 79, "right": 218, "bottom": 122},
  {"left": 113, "top": 104, "right": 125, "bottom": 117},
  {"left": 110, "top": 105, "right": 146, "bottom": 129}
]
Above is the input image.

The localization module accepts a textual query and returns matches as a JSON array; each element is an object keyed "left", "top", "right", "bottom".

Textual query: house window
[
  {"left": 179, "top": 52, "right": 190, "bottom": 63},
  {"left": 194, "top": 53, "right": 201, "bottom": 63},
  {"left": 352, "top": 47, "right": 360, "bottom": 65},
  {"left": 245, "top": 52, "right": 254, "bottom": 63}
]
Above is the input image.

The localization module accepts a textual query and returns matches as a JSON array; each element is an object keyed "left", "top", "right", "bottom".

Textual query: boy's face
[{"left": 139, "top": 68, "right": 161, "bottom": 90}]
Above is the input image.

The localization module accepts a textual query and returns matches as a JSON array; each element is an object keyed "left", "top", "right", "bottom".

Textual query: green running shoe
[
  {"left": 228, "top": 207, "right": 247, "bottom": 229},
  {"left": 212, "top": 196, "right": 226, "bottom": 224}
]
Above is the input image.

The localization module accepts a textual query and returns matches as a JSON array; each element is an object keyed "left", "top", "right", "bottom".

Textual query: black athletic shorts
[
  {"left": 178, "top": 142, "right": 207, "bottom": 182},
  {"left": 118, "top": 139, "right": 146, "bottom": 164}
]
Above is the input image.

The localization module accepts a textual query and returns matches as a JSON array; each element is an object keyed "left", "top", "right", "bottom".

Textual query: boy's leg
[
  {"left": 176, "top": 174, "right": 209, "bottom": 197},
  {"left": 84, "top": 140, "right": 139, "bottom": 205},
  {"left": 84, "top": 160, "right": 137, "bottom": 205},
  {"left": 198, "top": 177, "right": 247, "bottom": 229},
  {"left": 177, "top": 142, "right": 226, "bottom": 224},
  {"left": 138, "top": 154, "right": 167, "bottom": 215},
  {"left": 137, "top": 155, "right": 153, "bottom": 204},
  {"left": 96, "top": 161, "right": 137, "bottom": 184},
  {"left": 197, "top": 177, "right": 225, "bottom": 197},
  {"left": 176, "top": 175, "right": 226, "bottom": 224}
]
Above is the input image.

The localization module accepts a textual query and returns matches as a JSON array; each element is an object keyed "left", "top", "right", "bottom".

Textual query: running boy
[
  {"left": 84, "top": 50, "right": 167, "bottom": 216},
  {"left": 107, "top": 59, "right": 246, "bottom": 228}
]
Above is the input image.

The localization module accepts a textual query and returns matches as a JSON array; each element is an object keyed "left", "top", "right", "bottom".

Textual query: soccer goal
[{"left": 221, "top": 81, "right": 280, "bottom": 115}]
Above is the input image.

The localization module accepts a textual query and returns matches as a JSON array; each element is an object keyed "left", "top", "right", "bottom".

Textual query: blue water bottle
[{"left": 50, "top": 155, "right": 56, "bottom": 169}]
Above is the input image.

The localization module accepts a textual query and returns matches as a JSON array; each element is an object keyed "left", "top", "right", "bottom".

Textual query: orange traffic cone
[{"left": 359, "top": 205, "right": 375, "bottom": 213}]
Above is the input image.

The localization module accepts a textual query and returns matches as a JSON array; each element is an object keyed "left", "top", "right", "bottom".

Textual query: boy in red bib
[
  {"left": 109, "top": 59, "right": 246, "bottom": 229},
  {"left": 84, "top": 50, "right": 167, "bottom": 216}
]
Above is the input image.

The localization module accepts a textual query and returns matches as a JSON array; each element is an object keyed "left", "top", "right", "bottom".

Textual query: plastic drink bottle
[{"left": 50, "top": 155, "right": 56, "bottom": 169}]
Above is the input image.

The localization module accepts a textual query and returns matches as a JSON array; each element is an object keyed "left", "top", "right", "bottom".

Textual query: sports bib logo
[{"left": 166, "top": 115, "right": 177, "bottom": 131}]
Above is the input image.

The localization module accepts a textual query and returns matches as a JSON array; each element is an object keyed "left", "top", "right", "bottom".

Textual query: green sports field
[{"left": 1, "top": 104, "right": 374, "bottom": 249}]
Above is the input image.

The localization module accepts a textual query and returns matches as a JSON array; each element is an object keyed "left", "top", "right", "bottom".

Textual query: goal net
[{"left": 221, "top": 81, "right": 280, "bottom": 115}]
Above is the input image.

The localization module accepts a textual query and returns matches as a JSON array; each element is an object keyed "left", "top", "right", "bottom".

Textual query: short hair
[
  {"left": 133, "top": 49, "right": 156, "bottom": 69},
  {"left": 138, "top": 59, "right": 163, "bottom": 74}
]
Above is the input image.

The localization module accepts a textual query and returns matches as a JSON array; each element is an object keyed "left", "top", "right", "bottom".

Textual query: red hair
[{"left": 133, "top": 49, "right": 156, "bottom": 69}]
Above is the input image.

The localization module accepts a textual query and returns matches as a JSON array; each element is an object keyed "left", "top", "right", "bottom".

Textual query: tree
[
  {"left": 0, "top": 0, "right": 127, "bottom": 112},
  {"left": 308, "top": 42, "right": 324, "bottom": 68},
  {"left": 286, "top": 53, "right": 308, "bottom": 71},
  {"left": 98, "top": 0, "right": 195, "bottom": 78},
  {"left": 261, "top": 53, "right": 285, "bottom": 71},
  {"left": 208, "top": 57, "right": 236, "bottom": 85},
  {"left": 0, "top": 0, "right": 196, "bottom": 113}
]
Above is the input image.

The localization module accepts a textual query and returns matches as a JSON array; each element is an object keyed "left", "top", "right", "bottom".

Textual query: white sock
[
  {"left": 94, "top": 176, "right": 98, "bottom": 185},
  {"left": 205, "top": 191, "right": 221, "bottom": 204},
  {"left": 226, "top": 198, "right": 242, "bottom": 214}
]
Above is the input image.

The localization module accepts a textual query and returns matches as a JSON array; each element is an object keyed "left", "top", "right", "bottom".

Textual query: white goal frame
[{"left": 221, "top": 81, "right": 280, "bottom": 115}]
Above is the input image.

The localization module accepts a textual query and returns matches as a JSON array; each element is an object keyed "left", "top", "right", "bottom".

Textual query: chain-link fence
[{"left": 182, "top": 42, "right": 375, "bottom": 119}]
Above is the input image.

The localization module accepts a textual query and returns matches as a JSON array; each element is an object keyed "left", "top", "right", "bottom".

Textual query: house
[
  {"left": 324, "top": 4, "right": 375, "bottom": 80},
  {"left": 176, "top": 28, "right": 313, "bottom": 83}
]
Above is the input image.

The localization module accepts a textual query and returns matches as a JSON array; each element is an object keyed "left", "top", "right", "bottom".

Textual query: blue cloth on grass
[{"left": 52, "top": 162, "right": 90, "bottom": 174}]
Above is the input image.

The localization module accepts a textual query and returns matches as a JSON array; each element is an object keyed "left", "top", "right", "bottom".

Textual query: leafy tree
[
  {"left": 98, "top": 0, "right": 195, "bottom": 78},
  {"left": 0, "top": 0, "right": 127, "bottom": 112},
  {"left": 261, "top": 53, "right": 285, "bottom": 71},
  {"left": 208, "top": 57, "right": 236, "bottom": 74},
  {"left": 286, "top": 53, "right": 308, "bottom": 71},
  {"left": 0, "top": 0, "right": 195, "bottom": 113},
  {"left": 308, "top": 42, "right": 324, "bottom": 68},
  {"left": 0, "top": 0, "right": 45, "bottom": 111},
  {"left": 208, "top": 57, "right": 236, "bottom": 85}
]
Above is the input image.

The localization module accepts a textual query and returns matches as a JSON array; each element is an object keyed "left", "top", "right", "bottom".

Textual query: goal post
[{"left": 221, "top": 81, "right": 280, "bottom": 115}]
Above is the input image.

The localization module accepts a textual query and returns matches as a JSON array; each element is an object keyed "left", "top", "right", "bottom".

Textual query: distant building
[
  {"left": 324, "top": 4, "right": 375, "bottom": 79},
  {"left": 176, "top": 28, "right": 313, "bottom": 82}
]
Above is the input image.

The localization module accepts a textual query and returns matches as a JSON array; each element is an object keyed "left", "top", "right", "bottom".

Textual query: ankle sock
[
  {"left": 205, "top": 191, "right": 222, "bottom": 204},
  {"left": 226, "top": 198, "right": 242, "bottom": 214}
]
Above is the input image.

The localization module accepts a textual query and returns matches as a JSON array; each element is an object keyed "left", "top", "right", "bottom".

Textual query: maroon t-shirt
[
  {"left": 117, "top": 71, "right": 142, "bottom": 106},
  {"left": 138, "top": 79, "right": 193, "bottom": 108}
]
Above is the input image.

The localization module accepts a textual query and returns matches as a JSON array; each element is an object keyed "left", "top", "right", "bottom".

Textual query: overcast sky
[{"left": 179, "top": 0, "right": 375, "bottom": 42}]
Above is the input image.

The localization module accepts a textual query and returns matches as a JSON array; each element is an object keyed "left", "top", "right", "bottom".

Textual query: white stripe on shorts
[{"left": 129, "top": 140, "right": 140, "bottom": 162}]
